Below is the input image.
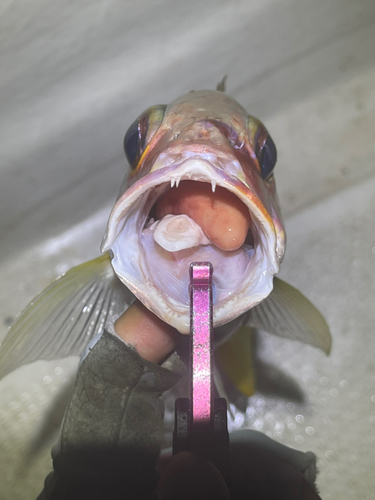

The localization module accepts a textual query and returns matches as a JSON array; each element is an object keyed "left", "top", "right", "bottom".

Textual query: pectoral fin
[
  {"left": 215, "top": 325, "right": 255, "bottom": 396},
  {"left": 0, "top": 253, "right": 134, "bottom": 379},
  {"left": 247, "top": 277, "right": 332, "bottom": 355}
]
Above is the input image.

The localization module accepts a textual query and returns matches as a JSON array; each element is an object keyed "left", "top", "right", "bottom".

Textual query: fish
[
  {"left": 0, "top": 89, "right": 331, "bottom": 393},
  {"left": 102, "top": 89, "right": 284, "bottom": 335}
]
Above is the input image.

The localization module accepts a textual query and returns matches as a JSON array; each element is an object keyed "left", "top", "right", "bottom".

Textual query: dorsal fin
[{"left": 216, "top": 75, "right": 228, "bottom": 92}]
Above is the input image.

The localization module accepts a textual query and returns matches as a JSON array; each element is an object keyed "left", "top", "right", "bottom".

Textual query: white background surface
[{"left": 0, "top": 1, "right": 375, "bottom": 498}]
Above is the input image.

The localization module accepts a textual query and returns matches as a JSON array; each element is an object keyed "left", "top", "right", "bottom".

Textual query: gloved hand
[{"left": 37, "top": 300, "right": 185, "bottom": 500}]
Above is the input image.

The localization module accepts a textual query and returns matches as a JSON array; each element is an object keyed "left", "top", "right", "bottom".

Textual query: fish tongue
[
  {"left": 150, "top": 214, "right": 211, "bottom": 252},
  {"left": 154, "top": 181, "right": 251, "bottom": 252}
]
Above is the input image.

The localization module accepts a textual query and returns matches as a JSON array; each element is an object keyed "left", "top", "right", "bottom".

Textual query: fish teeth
[
  {"left": 170, "top": 177, "right": 175, "bottom": 188},
  {"left": 211, "top": 180, "right": 216, "bottom": 193},
  {"left": 175, "top": 176, "right": 181, "bottom": 188}
]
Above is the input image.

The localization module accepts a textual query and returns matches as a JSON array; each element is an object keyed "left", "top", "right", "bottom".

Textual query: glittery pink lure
[{"left": 189, "top": 262, "right": 213, "bottom": 429}]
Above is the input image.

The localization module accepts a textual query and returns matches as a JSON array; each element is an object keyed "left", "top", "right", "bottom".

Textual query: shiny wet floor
[{"left": 1, "top": 1, "right": 375, "bottom": 498}]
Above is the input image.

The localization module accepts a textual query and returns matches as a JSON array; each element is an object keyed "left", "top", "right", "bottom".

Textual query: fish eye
[
  {"left": 124, "top": 119, "right": 140, "bottom": 169},
  {"left": 123, "top": 105, "right": 167, "bottom": 170},
  {"left": 258, "top": 135, "right": 277, "bottom": 180}
]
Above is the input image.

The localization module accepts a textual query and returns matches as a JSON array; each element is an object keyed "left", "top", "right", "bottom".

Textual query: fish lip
[
  {"left": 102, "top": 155, "right": 275, "bottom": 251},
  {"left": 102, "top": 155, "right": 279, "bottom": 333}
]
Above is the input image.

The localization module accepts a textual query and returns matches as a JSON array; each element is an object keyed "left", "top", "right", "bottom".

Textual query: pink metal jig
[{"left": 189, "top": 262, "right": 213, "bottom": 430}]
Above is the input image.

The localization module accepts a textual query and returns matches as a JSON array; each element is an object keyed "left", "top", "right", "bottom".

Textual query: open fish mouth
[{"left": 101, "top": 153, "right": 280, "bottom": 333}]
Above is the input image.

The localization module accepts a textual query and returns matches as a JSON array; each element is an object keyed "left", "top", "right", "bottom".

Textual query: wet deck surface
[{"left": 1, "top": 1, "right": 375, "bottom": 498}]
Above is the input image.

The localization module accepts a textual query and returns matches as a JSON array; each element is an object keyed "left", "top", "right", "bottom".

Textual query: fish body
[
  {"left": 0, "top": 89, "right": 331, "bottom": 382},
  {"left": 102, "top": 90, "right": 285, "bottom": 334}
]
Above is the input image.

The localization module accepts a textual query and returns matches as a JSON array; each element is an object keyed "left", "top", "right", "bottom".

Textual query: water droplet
[
  {"left": 265, "top": 412, "right": 275, "bottom": 424},
  {"left": 329, "top": 388, "right": 339, "bottom": 397},
  {"left": 21, "top": 392, "right": 30, "bottom": 402},
  {"left": 255, "top": 407, "right": 264, "bottom": 417},
  {"left": 246, "top": 406, "right": 255, "bottom": 418},
  {"left": 54, "top": 366, "right": 63, "bottom": 376},
  {"left": 306, "top": 426, "right": 315, "bottom": 436},
  {"left": 253, "top": 419, "right": 263, "bottom": 431},
  {"left": 286, "top": 402, "right": 295, "bottom": 412},
  {"left": 320, "top": 376, "right": 329, "bottom": 386},
  {"left": 287, "top": 421, "right": 296, "bottom": 431},
  {"left": 294, "top": 434, "right": 304, "bottom": 445},
  {"left": 274, "top": 431, "right": 283, "bottom": 440},
  {"left": 274, "top": 421, "right": 284, "bottom": 432},
  {"left": 234, "top": 413, "right": 244, "bottom": 427},
  {"left": 8, "top": 401, "right": 20, "bottom": 410},
  {"left": 18, "top": 412, "right": 28, "bottom": 422},
  {"left": 307, "top": 405, "right": 315, "bottom": 415},
  {"left": 38, "top": 394, "right": 47, "bottom": 404},
  {"left": 28, "top": 404, "right": 37, "bottom": 414},
  {"left": 340, "top": 380, "right": 349, "bottom": 389},
  {"left": 295, "top": 414, "right": 305, "bottom": 424},
  {"left": 325, "top": 450, "right": 334, "bottom": 460},
  {"left": 256, "top": 397, "right": 265, "bottom": 408},
  {"left": 43, "top": 376, "right": 52, "bottom": 385}
]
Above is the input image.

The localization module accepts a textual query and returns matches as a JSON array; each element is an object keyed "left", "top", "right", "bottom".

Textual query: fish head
[{"left": 101, "top": 90, "right": 286, "bottom": 334}]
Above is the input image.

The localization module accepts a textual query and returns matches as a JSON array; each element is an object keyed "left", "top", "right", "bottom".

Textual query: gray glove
[{"left": 37, "top": 330, "right": 185, "bottom": 500}]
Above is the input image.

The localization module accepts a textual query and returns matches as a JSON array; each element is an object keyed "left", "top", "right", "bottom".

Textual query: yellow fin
[
  {"left": 247, "top": 277, "right": 332, "bottom": 354},
  {"left": 0, "top": 253, "right": 134, "bottom": 379},
  {"left": 215, "top": 325, "right": 255, "bottom": 396}
]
